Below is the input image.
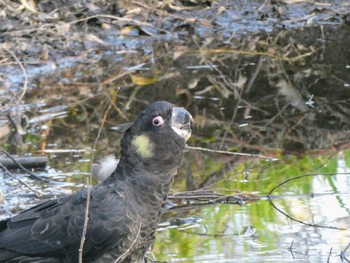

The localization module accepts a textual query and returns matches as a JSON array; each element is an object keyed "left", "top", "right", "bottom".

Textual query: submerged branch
[
  {"left": 0, "top": 156, "right": 48, "bottom": 169},
  {"left": 166, "top": 185, "right": 349, "bottom": 232},
  {"left": 341, "top": 242, "right": 350, "bottom": 263},
  {"left": 0, "top": 162, "right": 44, "bottom": 198},
  {"left": 0, "top": 149, "right": 50, "bottom": 183}
]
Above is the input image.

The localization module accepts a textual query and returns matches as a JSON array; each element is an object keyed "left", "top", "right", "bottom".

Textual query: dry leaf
[
  {"left": 20, "top": 0, "right": 38, "bottom": 13},
  {"left": 198, "top": 19, "right": 211, "bottom": 27},
  {"left": 85, "top": 34, "right": 107, "bottom": 45},
  {"left": 56, "top": 23, "right": 71, "bottom": 35},
  {"left": 173, "top": 46, "right": 188, "bottom": 60},
  {"left": 0, "top": 125, "right": 10, "bottom": 140},
  {"left": 125, "top": 7, "right": 142, "bottom": 15},
  {"left": 120, "top": 26, "right": 135, "bottom": 35},
  {"left": 130, "top": 74, "right": 158, "bottom": 86},
  {"left": 101, "top": 23, "right": 111, "bottom": 30},
  {"left": 267, "top": 47, "right": 276, "bottom": 56},
  {"left": 168, "top": 2, "right": 195, "bottom": 11},
  {"left": 233, "top": 73, "right": 247, "bottom": 90}
]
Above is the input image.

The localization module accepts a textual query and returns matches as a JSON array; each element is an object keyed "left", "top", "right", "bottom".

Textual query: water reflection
[
  {"left": 153, "top": 151, "right": 350, "bottom": 262},
  {"left": 2, "top": 105, "right": 350, "bottom": 261}
]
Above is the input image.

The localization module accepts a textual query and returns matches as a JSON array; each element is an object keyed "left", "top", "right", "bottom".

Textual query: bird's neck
[{"left": 107, "top": 160, "right": 176, "bottom": 206}]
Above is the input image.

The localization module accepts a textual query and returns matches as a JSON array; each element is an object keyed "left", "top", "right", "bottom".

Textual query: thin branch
[
  {"left": 78, "top": 90, "right": 118, "bottom": 262},
  {"left": 1, "top": 46, "right": 28, "bottom": 136},
  {"left": 68, "top": 14, "right": 172, "bottom": 35},
  {"left": 327, "top": 247, "right": 333, "bottom": 263},
  {"left": 287, "top": 241, "right": 295, "bottom": 259},
  {"left": 78, "top": 178, "right": 91, "bottom": 263},
  {"left": 0, "top": 149, "right": 50, "bottom": 183},
  {"left": 341, "top": 242, "right": 350, "bottom": 263},
  {"left": 0, "top": 155, "right": 48, "bottom": 169},
  {"left": 186, "top": 145, "right": 277, "bottom": 160},
  {"left": 0, "top": 162, "right": 43, "bottom": 198},
  {"left": 1, "top": 47, "right": 28, "bottom": 102},
  {"left": 166, "top": 187, "right": 350, "bottom": 221},
  {"left": 267, "top": 172, "right": 349, "bottom": 231},
  {"left": 245, "top": 56, "right": 263, "bottom": 94},
  {"left": 113, "top": 222, "right": 142, "bottom": 263},
  {"left": 193, "top": 48, "right": 316, "bottom": 63}
]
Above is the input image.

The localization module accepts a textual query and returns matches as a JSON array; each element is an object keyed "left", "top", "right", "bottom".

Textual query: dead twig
[
  {"left": 0, "top": 149, "right": 50, "bottom": 183},
  {"left": 165, "top": 190, "right": 261, "bottom": 214},
  {"left": 0, "top": 155, "right": 48, "bottom": 169},
  {"left": 267, "top": 172, "right": 349, "bottom": 231},
  {"left": 68, "top": 14, "right": 172, "bottom": 36},
  {"left": 166, "top": 187, "right": 350, "bottom": 215},
  {"left": 192, "top": 48, "right": 317, "bottom": 63},
  {"left": 193, "top": 49, "right": 292, "bottom": 62},
  {"left": 78, "top": 90, "right": 118, "bottom": 263},
  {"left": 78, "top": 178, "right": 91, "bottom": 263},
  {"left": 19, "top": 0, "right": 38, "bottom": 13},
  {"left": 1, "top": 46, "right": 28, "bottom": 136},
  {"left": 287, "top": 241, "right": 295, "bottom": 259},
  {"left": 340, "top": 242, "right": 350, "bottom": 263},
  {"left": 327, "top": 247, "right": 333, "bottom": 263},
  {"left": 1, "top": 47, "right": 28, "bottom": 101},
  {"left": 186, "top": 145, "right": 277, "bottom": 160},
  {"left": 113, "top": 222, "right": 141, "bottom": 263}
]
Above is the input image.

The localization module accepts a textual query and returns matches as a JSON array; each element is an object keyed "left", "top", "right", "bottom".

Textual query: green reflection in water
[{"left": 154, "top": 150, "right": 350, "bottom": 262}]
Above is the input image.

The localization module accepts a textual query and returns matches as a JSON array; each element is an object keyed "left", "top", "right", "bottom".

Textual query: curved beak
[{"left": 171, "top": 107, "right": 193, "bottom": 141}]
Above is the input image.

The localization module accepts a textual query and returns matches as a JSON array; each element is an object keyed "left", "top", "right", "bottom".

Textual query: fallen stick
[{"left": 0, "top": 156, "right": 48, "bottom": 169}]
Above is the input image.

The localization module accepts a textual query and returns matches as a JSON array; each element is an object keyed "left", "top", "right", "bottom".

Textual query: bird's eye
[{"left": 152, "top": 116, "right": 164, "bottom": 126}]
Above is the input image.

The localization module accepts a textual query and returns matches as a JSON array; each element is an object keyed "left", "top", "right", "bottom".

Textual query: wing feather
[{"left": 0, "top": 183, "right": 129, "bottom": 260}]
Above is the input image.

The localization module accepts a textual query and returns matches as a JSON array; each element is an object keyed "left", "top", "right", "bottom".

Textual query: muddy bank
[{"left": 1, "top": 0, "right": 349, "bottom": 87}]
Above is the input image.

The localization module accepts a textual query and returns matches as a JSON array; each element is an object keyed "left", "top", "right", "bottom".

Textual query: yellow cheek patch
[{"left": 131, "top": 134, "right": 154, "bottom": 159}]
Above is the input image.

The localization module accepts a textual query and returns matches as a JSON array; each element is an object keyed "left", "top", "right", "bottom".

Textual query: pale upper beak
[{"left": 171, "top": 107, "right": 193, "bottom": 141}]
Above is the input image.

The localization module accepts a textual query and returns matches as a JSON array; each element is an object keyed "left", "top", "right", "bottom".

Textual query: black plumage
[{"left": 0, "top": 101, "right": 193, "bottom": 263}]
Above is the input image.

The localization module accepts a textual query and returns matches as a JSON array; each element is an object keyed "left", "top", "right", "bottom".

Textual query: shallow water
[
  {"left": 1, "top": 101, "right": 349, "bottom": 262},
  {"left": 151, "top": 149, "right": 350, "bottom": 262}
]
